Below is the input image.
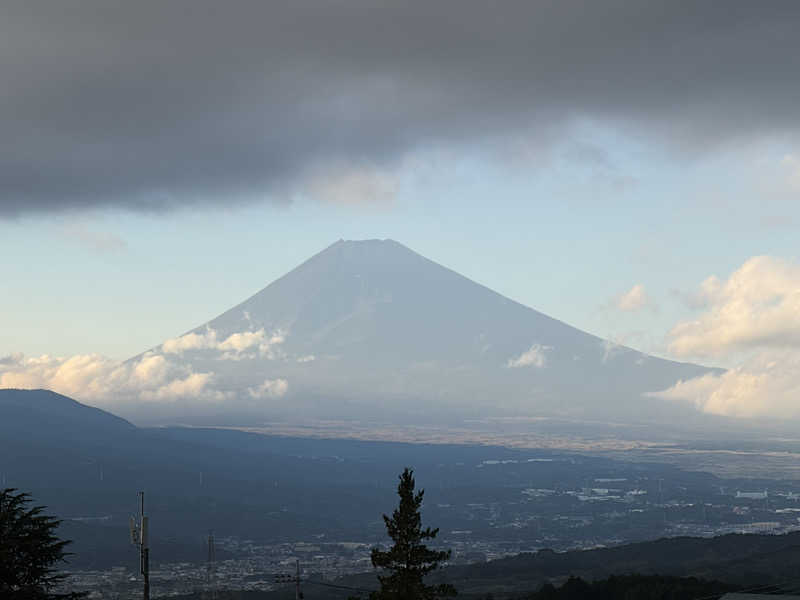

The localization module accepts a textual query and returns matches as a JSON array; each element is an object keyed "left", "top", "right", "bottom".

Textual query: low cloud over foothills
[
  {"left": 3, "top": 1, "right": 800, "bottom": 430},
  {"left": 655, "top": 257, "right": 800, "bottom": 419},
  {"left": 0, "top": 326, "right": 290, "bottom": 408}
]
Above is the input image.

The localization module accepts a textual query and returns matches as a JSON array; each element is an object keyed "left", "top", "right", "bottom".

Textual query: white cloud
[
  {"left": 300, "top": 162, "right": 397, "bottom": 206},
  {"left": 0, "top": 353, "right": 125, "bottom": 399},
  {"left": 506, "top": 344, "right": 550, "bottom": 368},
  {"left": 161, "top": 327, "right": 285, "bottom": 359},
  {"left": 132, "top": 354, "right": 170, "bottom": 383},
  {"left": 258, "top": 331, "right": 286, "bottom": 359},
  {"left": 247, "top": 378, "right": 289, "bottom": 399},
  {"left": 140, "top": 372, "right": 228, "bottom": 402},
  {"left": 780, "top": 154, "right": 800, "bottom": 191},
  {"left": 653, "top": 256, "right": 800, "bottom": 419},
  {"left": 0, "top": 352, "right": 223, "bottom": 406},
  {"left": 162, "top": 328, "right": 219, "bottom": 353},
  {"left": 0, "top": 352, "right": 24, "bottom": 366},
  {"left": 61, "top": 223, "right": 128, "bottom": 254},
  {"left": 650, "top": 350, "right": 800, "bottom": 419},
  {"left": 615, "top": 283, "right": 653, "bottom": 312},
  {"left": 218, "top": 330, "right": 265, "bottom": 353},
  {"left": 0, "top": 327, "right": 291, "bottom": 415},
  {"left": 668, "top": 256, "right": 800, "bottom": 359},
  {"left": 601, "top": 339, "right": 628, "bottom": 363},
  {"left": 296, "top": 355, "right": 315, "bottom": 363}
]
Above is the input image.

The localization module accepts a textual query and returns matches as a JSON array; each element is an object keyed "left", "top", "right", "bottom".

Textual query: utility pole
[
  {"left": 206, "top": 530, "right": 217, "bottom": 600},
  {"left": 274, "top": 560, "right": 302, "bottom": 600},
  {"left": 295, "top": 560, "right": 301, "bottom": 600},
  {"left": 130, "top": 491, "right": 150, "bottom": 600}
]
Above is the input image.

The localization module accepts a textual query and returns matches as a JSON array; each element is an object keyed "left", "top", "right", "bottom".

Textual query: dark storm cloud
[{"left": 2, "top": 0, "right": 799, "bottom": 216}]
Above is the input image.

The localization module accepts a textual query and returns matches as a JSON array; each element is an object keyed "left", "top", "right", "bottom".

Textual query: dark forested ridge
[
  {"left": 436, "top": 532, "right": 800, "bottom": 595},
  {"left": 371, "top": 532, "right": 800, "bottom": 598},
  {"left": 520, "top": 575, "right": 739, "bottom": 600},
  {"left": 168, "top": 533, "right": 800, "bottom": 600}
]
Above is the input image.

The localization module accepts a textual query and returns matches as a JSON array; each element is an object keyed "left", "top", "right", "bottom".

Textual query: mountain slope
[
  {"left": 0, "top": 388, "right": 135, "bottom": 443},
  {"left": 131, "top": 239, "right": 716, "bottom": 423}
]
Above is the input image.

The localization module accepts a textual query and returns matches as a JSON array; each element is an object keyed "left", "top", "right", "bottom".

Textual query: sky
[{"left": 2, "top": 1, "right": 800, "bottom": 420}]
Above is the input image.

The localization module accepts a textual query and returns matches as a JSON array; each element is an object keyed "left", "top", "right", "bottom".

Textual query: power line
[
  {"left": 274, "top": 567, "right": 377, "bottom": 596},
  {"left": 304, "top": 580, "right": 377, "bottom": 594}
]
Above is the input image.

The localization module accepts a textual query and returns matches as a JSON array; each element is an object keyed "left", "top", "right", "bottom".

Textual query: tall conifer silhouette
[{"left": 370, "top": 469, "right": 456, "bottom": 600}]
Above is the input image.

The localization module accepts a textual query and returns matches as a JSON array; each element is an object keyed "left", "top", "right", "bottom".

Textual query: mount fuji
[{"left": 121, "top": 239, "right": 716, "bottom": 426}]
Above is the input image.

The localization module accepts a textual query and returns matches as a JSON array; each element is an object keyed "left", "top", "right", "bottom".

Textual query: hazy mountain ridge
[{"left": 0, "top": 388, "right": 135, "bottom": 442}]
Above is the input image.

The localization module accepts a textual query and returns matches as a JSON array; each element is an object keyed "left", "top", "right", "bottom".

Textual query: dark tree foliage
[
  {"left": 0, "top": 488, "right": 86, "bottom": 599},
  {"left": 370, "top": 468, "right": 456, "bottom": 600}
]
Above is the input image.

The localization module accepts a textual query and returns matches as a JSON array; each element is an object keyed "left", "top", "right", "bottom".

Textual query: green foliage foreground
[{"left": 0, "top": 488, "right": 86, "bottom": 600}]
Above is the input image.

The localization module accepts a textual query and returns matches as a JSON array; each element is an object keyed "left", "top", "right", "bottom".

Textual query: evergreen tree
[
  {"left": 370, "top": 468, "right": 456, "bottom": 600},
  {"left": 0, "top": 488, "right": 86, "bottom": 599}
]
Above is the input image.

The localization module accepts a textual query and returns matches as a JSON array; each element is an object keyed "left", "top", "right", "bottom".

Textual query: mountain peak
[
  {"left": 319, "top": 238, "right": 421, "bottom": 262},
  {"left": 332, "top": 237, "right": 400, "bottom": 245}
]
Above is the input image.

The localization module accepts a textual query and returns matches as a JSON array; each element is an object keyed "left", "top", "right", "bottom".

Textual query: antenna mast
[
  {"left": 129, "top": 491, "right": 150, "bottom": 600},
  {"left": 206, "top": 530, "right": 217, "bottom": 600},
  {"left": 296, "top": 559, "right": 301, "bottom": 600},
  {"left": 274, "top": 560, "right": 302, "bottom": 600}
]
